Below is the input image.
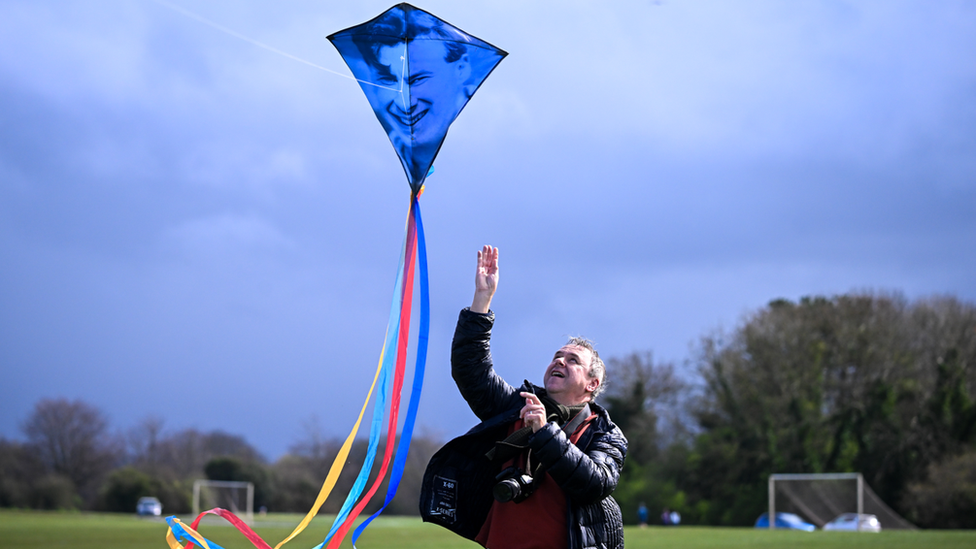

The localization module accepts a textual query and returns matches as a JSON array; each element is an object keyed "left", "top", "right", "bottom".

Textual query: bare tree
[
  {"left": 21, "top": 398, "right": 121, "bottom": 505},
  {"left": 602, "top": 352, "right": 688, "bottom": 465},
  {"left": 127, "top": 415, "right": 166, "bottom": 473},
  {"left": 290, "top": 415, "right": 343, "bottom": 478},
  {"left": 150, "top": 427, "right": 265, "bottom": 480}
]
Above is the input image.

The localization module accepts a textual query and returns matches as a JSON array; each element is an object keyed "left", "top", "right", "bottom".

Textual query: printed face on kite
[
  {"left": 362, "top": 40, "right": 471, "bottom": 157},
  {"left": 329, "top": 4, "right": 507, "bottom": 189}
]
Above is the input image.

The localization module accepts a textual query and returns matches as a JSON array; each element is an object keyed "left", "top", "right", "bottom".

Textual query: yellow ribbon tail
[
  {"left": 169, "top": 518, "right": 213, "bottom": 549},
  {"left": 166, "top": 526, "right": 185, "bottom": 549},
  {"left": 272, "top": 344, "right": 389, "bottom": 549}
]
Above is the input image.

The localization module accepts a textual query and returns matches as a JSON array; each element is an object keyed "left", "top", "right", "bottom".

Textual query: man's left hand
[{"left": 520, "top": 392, "right": 546, "bottom": 433}]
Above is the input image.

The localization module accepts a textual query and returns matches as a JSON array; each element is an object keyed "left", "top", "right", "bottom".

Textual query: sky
[{"left": 1, "top": 0, "right": 974, "bottom": 461}]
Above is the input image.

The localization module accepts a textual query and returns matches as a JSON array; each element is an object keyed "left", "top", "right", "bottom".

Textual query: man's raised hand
[{"left": 471, "top": 245, "right": 498, "bottom": 314}]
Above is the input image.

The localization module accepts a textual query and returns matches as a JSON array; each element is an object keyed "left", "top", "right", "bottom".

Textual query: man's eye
[
  {"left": 409, "top": 74, "right": 430, "bottom": 85},
  {"left": 378, "top": 76, "right": 398, "bottom": 85}
]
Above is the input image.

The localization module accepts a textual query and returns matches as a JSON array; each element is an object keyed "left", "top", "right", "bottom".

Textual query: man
[{"left": 421, "top": 245, "right": 627, "bottom": 549}]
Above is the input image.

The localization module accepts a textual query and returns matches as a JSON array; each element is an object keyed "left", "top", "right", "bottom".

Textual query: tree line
[
  {"left": 0, "top": 401, "right": 439, "bottom": 517},
  {"left": 1, "top": 291, "right": 974, "bottom": 528},
  {"left": 604, "top": 292, "right": 976, "bottom": 529}
]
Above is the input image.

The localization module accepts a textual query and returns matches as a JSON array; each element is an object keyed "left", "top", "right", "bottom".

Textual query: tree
[
  {"left": 127, "top": 415, "right": 165, "bottom": 473},
  {"left": 601, "top": 352, "right": 690, "bottom": 524},
  {"left": 602, "top": 352, "right": 686, "bottom": 466},
  {"left": 21, "top": 398, "right": 121, "bottom": 507},
  {"left": 99, "top": 467, "right": 157, "bottom": 513},
  {"left": 204, "top": 456, "right": 271, "bottom": 509},
  {"left": 0, "top": 438, "right": 44, "bottom": 508},
  {"left": 902, "top": 448, "right": 976, "bottom": 529},
  {"left": 148, "top": 428, "right": 265, "bottom": 481},
  {"left": 268, "top": 454, "right": 321, "bottom": 512},
  {"left": 683, "top": 292, "right": 976, "bottom": 527},
  {"left": 269, "top": 415, "right": 446, "bottom": 515}
]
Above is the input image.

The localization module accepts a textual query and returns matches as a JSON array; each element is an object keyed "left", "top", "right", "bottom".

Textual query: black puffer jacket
[{"left": 420, "top": 308, "right": 627, "bottom": 549}]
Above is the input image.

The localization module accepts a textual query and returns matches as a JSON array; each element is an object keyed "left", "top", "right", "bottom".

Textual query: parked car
[
  {"left": 754, "top": 512, "right": 816, "bottom": 531},
  {"left": 823, "top": 513, "right": 882, "bottom": 532},
  {"left": 136, "top": 496, "right": 162, "bottom": 516}
]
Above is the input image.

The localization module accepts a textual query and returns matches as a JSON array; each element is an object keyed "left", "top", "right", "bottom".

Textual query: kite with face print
[{"left": 329, "top": 3, "right": 507, "bottom": 192}]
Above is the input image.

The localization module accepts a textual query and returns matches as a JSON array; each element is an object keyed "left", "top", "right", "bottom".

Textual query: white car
[
  {"left": 823, "top": 513, "right": 881, "bottom": 532},
  {"left": 136, "top": 496, "right": 163, "bottom": 516}
]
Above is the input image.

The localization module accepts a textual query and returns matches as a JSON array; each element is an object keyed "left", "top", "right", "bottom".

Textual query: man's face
[
  {"left": 363, "top": 41, "right": 468, "bottom": 151},
  {"left": 544, "top": 344, "right": 600, "bottom": 406}
]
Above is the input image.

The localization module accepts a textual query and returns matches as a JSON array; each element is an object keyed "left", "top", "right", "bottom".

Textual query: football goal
[
  {"left": 192, "top": 479, "right": 254, "bottom": 523},
  {"left": 768, "top": 473, "right": 915, "bottom": 530}
]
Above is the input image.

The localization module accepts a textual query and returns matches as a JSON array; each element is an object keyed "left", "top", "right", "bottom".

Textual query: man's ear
[
  {"left": 586, "top": 376, "right": 600, "bottom": 394},
  {"left": 456, "top": 54, "right": 472, "bottom": 82}
]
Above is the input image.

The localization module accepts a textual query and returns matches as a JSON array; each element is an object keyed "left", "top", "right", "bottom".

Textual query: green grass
[
  {"left": 1, "top": 510, "right": 974, "bottom": 549},
  {"left": 627, "top": 526, "right": 976, "bottom": 549}
]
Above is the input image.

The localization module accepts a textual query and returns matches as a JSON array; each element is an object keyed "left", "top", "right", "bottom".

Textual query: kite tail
[
  {"left": 316, "top": 201, "right": 415, "bottom": 546},
  {"left": 315, "top": 197, "right": 417, "bottom": 547},
  {"left": 165, "top": 195, "right": 428, "bottom": 549},
  {"left": 350, "top": 196, "right": 429, "bottom": 549},
  {"left": 166, "top": 509, "right": 266, "bottom": 549},
  {"left": 269, "top": 260, "right": 402, "bottom": 549},
  {"left": 323, "top": 195, "right": 422, "bottom": 549}
]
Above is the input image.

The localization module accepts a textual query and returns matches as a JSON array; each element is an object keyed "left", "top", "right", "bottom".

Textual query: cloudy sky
[{"left": 1, "top": 0, "right": 974, "bottom": 459}]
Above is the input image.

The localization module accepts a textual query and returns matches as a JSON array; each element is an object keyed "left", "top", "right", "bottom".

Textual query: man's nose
[{"left": 392, "top": 92, "right": 420, "bottom": 113}]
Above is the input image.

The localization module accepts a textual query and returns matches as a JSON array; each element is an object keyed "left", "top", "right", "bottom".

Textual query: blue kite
[
  {"left": 163, "top": 6, "right": 505, "bottom": 549},
  {"left": 329, "top": 3, "right": 507, "bottom": 192}
]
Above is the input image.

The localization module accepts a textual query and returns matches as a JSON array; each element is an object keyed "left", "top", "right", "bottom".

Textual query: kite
[
  {"left": 329, "top": 2, "right": 507, "bottom": 192},
  {"left": 165, "top": 4, "right": 505, "bottom": 549}
]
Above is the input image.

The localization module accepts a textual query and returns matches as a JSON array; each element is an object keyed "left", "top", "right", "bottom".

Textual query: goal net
[
  {"left": 193, "top": 480, "right": 255, "bottom": 523},
  {"left": 768, "top": 473, "right": 915, "bottom": 530}
]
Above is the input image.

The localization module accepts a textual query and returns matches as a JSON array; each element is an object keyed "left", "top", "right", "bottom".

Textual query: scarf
[{"left": 485, "top": 383, "right": 589, "bottom": 466}]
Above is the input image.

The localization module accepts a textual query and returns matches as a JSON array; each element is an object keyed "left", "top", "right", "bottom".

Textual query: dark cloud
[{"left": 1, "top": 0, "right": 974, "bottom": 457}]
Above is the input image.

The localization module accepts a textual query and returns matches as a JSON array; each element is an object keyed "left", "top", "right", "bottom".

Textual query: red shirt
[{"left": 474, "top": 415, "right": 596, "bottom": 549}]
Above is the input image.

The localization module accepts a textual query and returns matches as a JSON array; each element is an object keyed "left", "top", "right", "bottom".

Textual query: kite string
[{"left": 147, "top": 0, "right": 401, "bottom": 92}]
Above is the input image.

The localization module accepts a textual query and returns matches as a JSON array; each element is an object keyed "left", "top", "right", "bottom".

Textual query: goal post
[
  {"left": 768, "top": 473, "right": 862, "bottom": 530},
  {"left": 767, "top": 472, "right": 915, "bottom": 530},
  {"left": 193, "top": 479, "right": 255, "bottom": 523}
]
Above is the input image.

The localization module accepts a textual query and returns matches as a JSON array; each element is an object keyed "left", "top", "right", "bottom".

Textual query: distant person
[
  {"left": 421, "top": 245, "right": 628, "bottom": 549},
  {"left": 638, "top": 502, "right": 649, "bottom": 528},
  {"left": 670, "top": 510, "right": 681, "bottom": 526},
  {"left": 661, "top": 507, "right": 672, "bottom": 525}
]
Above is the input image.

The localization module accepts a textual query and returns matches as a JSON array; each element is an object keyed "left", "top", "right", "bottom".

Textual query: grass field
[{"left": 2, "top": 510, "right": 974, "bottom": 549}]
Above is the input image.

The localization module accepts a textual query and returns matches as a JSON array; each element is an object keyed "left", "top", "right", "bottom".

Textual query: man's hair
[
  {"left": 566, "top": 336, "right": 606, "bottom": 399},
  {"left": 353, "top": 7, "right": 468, "bottom": 69}
]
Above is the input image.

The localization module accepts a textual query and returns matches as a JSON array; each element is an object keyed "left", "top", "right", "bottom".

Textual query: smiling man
[{"left": 421, "top": 246, "right": 627, "bottom": 549}]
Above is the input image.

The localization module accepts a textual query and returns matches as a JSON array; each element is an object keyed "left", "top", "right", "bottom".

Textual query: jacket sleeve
[
  {"left": 528, "top": 416, "right": 627, "bottom": 506},
  {"left": 451, "top": 308, "right": 521, "bottom": 422}
]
